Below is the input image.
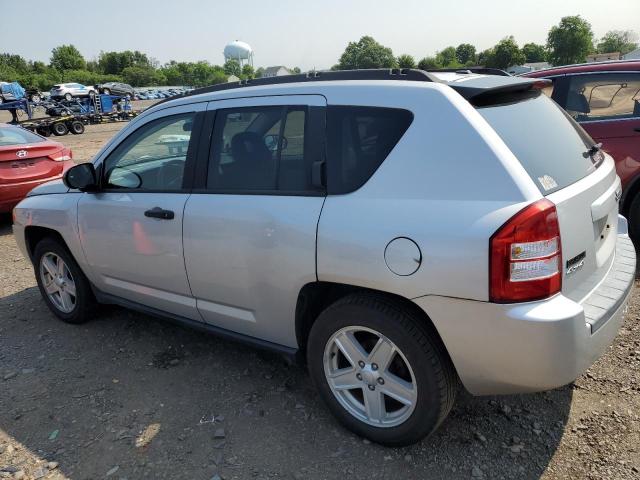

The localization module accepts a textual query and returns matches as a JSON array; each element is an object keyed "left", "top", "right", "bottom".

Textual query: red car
[
  {"left": 523, "top": 60, "right": 640, "bottom": 237},
  {"left": 0, "top": 124, "right": 74, "bottom": 213}
]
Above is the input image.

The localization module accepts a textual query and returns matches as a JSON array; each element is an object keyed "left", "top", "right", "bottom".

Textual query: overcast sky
[{"left": 1, "top": 0, "right": 638, "bottom": 70}]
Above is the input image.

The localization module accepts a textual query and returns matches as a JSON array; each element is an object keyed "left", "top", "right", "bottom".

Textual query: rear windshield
[
  {"left": 0, "top": 127, "right": 44, "bottom": 146},
  {"left": 477, "top": 91, "right": 597, "bottom": 195}
]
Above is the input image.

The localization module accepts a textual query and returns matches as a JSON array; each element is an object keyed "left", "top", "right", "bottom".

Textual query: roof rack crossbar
[{"left": 157, "top": 69, "right": 441, "bottom": 105}]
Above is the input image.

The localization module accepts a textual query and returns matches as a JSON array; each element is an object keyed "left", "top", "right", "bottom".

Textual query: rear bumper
[
  {"left": 0, "top": 174, "right": 64, "bottom": 213},
  {"left": 414, "top": 224, "right": 635, "bottom": 395}
]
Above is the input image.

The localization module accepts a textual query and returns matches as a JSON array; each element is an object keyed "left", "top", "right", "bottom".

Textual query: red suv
[{"left": 523, "top": 60, "right": 640, "bottom": 237}]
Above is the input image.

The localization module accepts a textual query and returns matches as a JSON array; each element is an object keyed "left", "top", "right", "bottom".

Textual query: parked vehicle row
[
  {"left": 12, "top": 69, "right": 635, "bottom": 447},
  {"left": 134, "top": 87, "right": 190, "bottom": 100}
]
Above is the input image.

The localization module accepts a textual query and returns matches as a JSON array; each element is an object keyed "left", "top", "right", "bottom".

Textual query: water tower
[{"left": 223, "top": 40, "right": 254, "bottom": 67}]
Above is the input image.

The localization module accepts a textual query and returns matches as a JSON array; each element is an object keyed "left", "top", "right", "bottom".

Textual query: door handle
[
  {"left": 634, "top": 127, "right": 640, "bottom": 133},
  {"left": 144, "top": 207, "right": 175, "bottom": 220}
]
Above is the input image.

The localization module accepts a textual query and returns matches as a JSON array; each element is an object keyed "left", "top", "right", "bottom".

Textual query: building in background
[
  {"left": 622, "top": 48, "right": 640, "bottom": 60},
  {"left": 261, "top": 66, "right": 292, "bottom": 78},
  {"left": 586, "top": 52, "right": 621, "bottom": 63}
]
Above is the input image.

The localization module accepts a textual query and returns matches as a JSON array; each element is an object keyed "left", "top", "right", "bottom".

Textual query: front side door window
[{"left": 103, "top": 113, "right": 196, "bottom": 191}]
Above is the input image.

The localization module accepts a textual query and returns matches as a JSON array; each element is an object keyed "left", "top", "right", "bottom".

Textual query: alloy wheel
[
  {"left": 39, "top": 252, "right": 77, "bottom": 313},
  {"left": 323, "top": 326, "right": 418, "bottom": 428}
]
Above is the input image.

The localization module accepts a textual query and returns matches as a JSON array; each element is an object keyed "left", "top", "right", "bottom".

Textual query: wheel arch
[
  {"left": 24, "top": 226, "right": 68, "bottom": 262},
  {"left": 294, "top": 282, "right": 455, "bottom": 370},
  {"left": 620, "top": 173, "right": 640, "bottom": 218}
]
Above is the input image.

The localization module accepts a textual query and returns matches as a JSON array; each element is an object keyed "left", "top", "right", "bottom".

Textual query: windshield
[
  {"left": 0, "top": 126, "right": 45, "bottom": 146},
  {"left": 477, "top": 92, "right": 598, "bottom": 195}
]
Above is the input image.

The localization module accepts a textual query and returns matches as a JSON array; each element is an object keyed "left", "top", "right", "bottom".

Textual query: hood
[{"left": 27, "top": 179, "right": 69, "bottom": 196}]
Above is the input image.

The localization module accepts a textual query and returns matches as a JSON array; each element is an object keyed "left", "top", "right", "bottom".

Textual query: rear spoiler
[{"left": 445, "top": 75, "right": 546, "bottom": 102}]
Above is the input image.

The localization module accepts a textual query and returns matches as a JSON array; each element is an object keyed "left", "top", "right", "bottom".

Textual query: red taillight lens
[
  {"left": 48, "top": 148, "right": 73, "bottom": 162},
  {"left": 490, "top": 199, "right": 562, "bottom": 303}
]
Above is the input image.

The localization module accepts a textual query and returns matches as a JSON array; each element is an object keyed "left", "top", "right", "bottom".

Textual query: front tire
[
  {"left": 33, "top": 238, "right": 95, "bottom": 324},
  {"left": 307, "top": 294, "right": 457, "bottom": 446}
]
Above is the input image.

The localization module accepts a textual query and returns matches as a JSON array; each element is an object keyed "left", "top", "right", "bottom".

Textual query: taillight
[
  {"left": 490, "top": 199, "right": 562, "bottom": 303},
  {"left": 48, "top": 148, "right": 73, "bottom": 162}
]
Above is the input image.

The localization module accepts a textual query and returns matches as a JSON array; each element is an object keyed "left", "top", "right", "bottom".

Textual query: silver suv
[{"left": 12, "top": 70, "right": 635, "bottom": 446}]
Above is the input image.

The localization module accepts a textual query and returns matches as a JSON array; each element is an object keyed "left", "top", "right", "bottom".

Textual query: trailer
[{"left": 18, "top": 115, "right": 85, "bottom": 137}]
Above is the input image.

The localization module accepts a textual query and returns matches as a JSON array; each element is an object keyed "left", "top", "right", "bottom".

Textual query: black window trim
[
  {"left": 98, "top": 111, "right": 204, "bottom": 194},
  {"left": 191, "top": 104, "right": 326, "bottom": 197}
]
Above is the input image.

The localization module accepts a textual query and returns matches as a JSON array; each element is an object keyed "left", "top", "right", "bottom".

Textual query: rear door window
[
  {"left": 207, "top": 106, "right": 311, "bottom": 193},
  {"left": 477, "top": 91, "right": 598, "bottom": 195},
  {"left": 326, "top": 106, "right": 413, "bottom": 194}
]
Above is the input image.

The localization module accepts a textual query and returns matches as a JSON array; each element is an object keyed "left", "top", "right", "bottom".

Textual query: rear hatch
[
  {"left": 477, "top": 89, "right": 620, "bottom": 303},
  {"left": 0, "top": 128, "right": 64, "bottom": 184}
]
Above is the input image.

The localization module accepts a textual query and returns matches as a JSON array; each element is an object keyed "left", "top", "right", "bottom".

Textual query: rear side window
[
  {"left": 326, "top": 106, "right": 413, "bottom": 194},
  {"left": 477, "top": 92, "right": 597, "bottom": 195},
  {"left": 564, "top": 72, "right": 640, "bottom": 121}
]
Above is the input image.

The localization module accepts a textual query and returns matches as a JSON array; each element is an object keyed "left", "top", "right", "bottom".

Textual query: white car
[{"left": 49, "top": 83, "right": 96, "bottom": 101}]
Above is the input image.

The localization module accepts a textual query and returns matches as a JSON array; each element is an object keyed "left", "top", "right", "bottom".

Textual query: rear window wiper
[{"left": 583, "top": 142, "right": 602, "bottom": 158}]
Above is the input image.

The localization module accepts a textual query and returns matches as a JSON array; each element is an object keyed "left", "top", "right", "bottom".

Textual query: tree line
[
  {"left": 0, "top": 15, "right": 637, "bottom": 91},
  {"left": 0, "top": 46, "right": 301, "bottom": 91},
  {"left": 333, "top": 16, "right": 638, "bottom": 71}
]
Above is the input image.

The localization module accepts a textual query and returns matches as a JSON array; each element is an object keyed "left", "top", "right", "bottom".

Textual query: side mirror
[
  {"left": 63, "top": 163, "right": 98, "bottom": 191},
  {"left": 264, "top": 134, "right": 288, "bottom": 152}
]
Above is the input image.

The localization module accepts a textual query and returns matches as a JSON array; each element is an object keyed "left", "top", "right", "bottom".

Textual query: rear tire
[
  {"left": 307, "top": 294, "right": 457, "bottom": 446},
  {"left": 64, "top": 93, "right": 72, "bottom": 101},
  {"left": 103, "top": 88, "right": 111, "bottom": 95},
  {"left": 33, "top": 238, "right": 95, "bottom": 324},
  {"left": 628, "top": 195, "right": 640, "bottom": 243},
  {"left": 69, "top": 120, "right": 85, "bottom": 134},
  {"left": 52, "top": 122, "right": 68, "bottom": 136}
]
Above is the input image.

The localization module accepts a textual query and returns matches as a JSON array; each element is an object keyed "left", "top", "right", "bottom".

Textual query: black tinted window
[
  {"left": 326, "top": 106, "right": 413, "bottom": 194},
  {"left": 208, "top": 106, "right": 310, "bottom": 192},
  {"left": 478, "top": 92, "right": 595, "bottom": 195}
]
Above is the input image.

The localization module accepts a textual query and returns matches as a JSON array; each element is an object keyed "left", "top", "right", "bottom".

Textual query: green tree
[
  {"left": 597, "top": 30, "right": 638, "bottom": 55},
  {"left": 290, "top": 66, "right": 301, "bottom": 74},
  {"left": 255, "top": 67, "right": 265, "bottom": 78},
  {"left": 522, "top": 43, "right": 547, "bottom": 62},
  {"left": 417, "top": 56, "right": 441, "bottom": 70},
  {"left": 223, "top": 59, "right": 242, "bottom": 77},
  {"left": 455, "top": 44, "right": 476, "bottom": 64},
  {"left": 0, "top": 53, "right": 28, "bottom": 73},
  {"left": 336, "top": 36, "right": 397, "bottom": 69},
  {"left": 485, "top": 36, "right": 526, "bottom": 69},
  {"left": 122, "top": 66, "right": 164, "bottom": 87},
  {"left": 98, "top": 50, "right": 152, "bottom": 75},
  {"left": 397, "top": 54, "right": 416, "bottom": 69},
  {"left": 50, "top": 45, "right": 86, "bottom": 71},
  {"left": 547, "top": 15, "right": 594, "bottom": 66},
  {"left": 435, "top": 46, "right": 458, "bottom": 67},
  {"left": 241, "top": 64, "right": 255, "bottom": 79},
  {"left": 477, "top": 48, "right": 494, "bottom": 65}
]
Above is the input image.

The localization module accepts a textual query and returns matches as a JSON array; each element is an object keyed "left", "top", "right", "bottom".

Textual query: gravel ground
[{"left": 1, "top": 103, "right": 639, "bottom": 480}]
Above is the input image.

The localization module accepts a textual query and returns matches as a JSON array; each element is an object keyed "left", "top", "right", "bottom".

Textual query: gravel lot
[{"left": 1, "top": 103, "right": 639, "bottom": 479}]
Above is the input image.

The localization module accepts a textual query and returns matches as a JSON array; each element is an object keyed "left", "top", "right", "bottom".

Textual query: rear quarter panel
[{"left": 317, "top": 84, "right": 542, "bottom": 301}]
